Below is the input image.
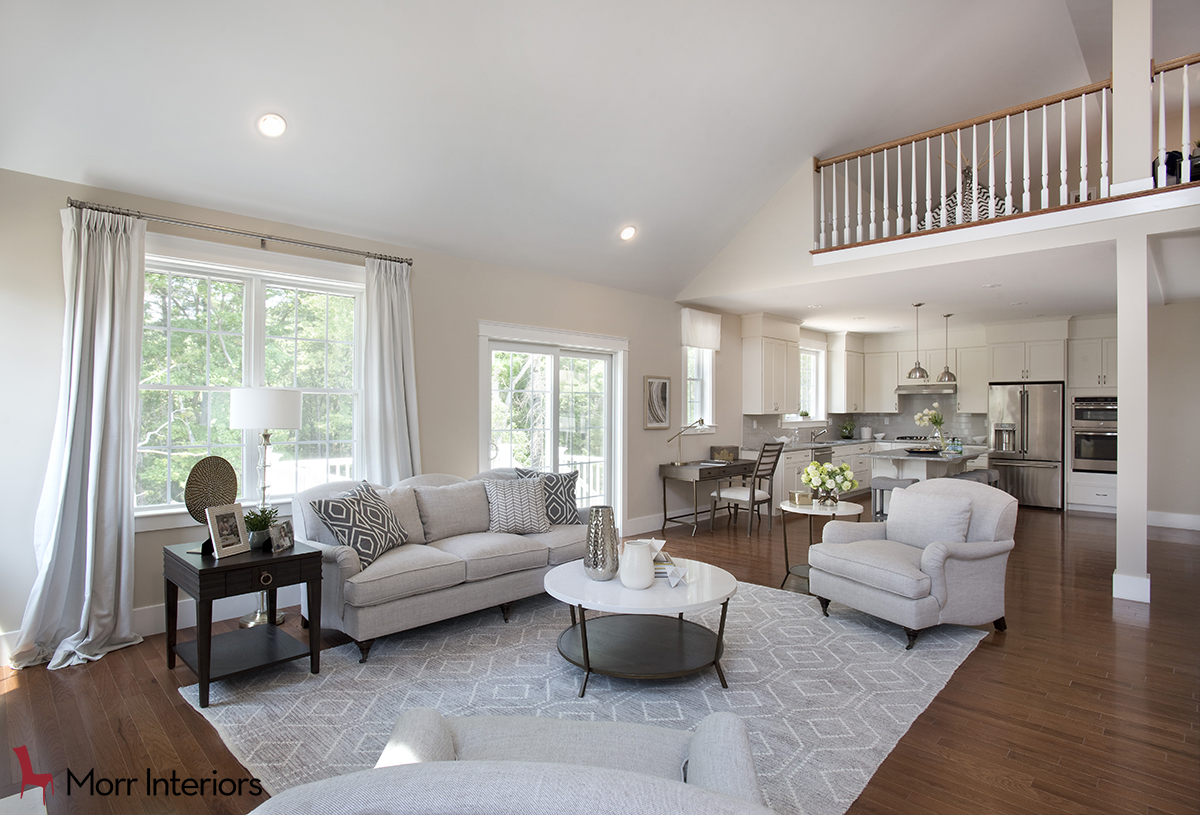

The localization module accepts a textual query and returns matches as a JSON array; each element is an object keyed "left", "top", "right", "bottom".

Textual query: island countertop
[{"left": 864, "top": 450, "right": 983, "bottom": 463}]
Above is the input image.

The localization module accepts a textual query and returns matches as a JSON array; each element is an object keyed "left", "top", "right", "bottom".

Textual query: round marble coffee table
[
  {"left": 543, "top": 558, "right": 737, "bottom": 697},
  {"left": 779, "top": 500, "right": 864, "bottom": 590}
]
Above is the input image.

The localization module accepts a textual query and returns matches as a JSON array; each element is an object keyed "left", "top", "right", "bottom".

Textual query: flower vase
[
  {"left": 815, "top": 489, "right": 839, "bottom": 507},
  {"left": 583, "top": 506, "right": 619, "bottom": 581},
  {"left": 932, "top": 428, "right": 947, "bottom": 451}
]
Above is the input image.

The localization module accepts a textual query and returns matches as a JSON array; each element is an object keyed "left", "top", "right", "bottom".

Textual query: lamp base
[{"left": 239, "top": 609, "right": 285, "bottom": 628}]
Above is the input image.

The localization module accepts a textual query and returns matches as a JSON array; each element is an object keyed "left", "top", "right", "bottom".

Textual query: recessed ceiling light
[
  {"left": 982, "top": 283, "right": 1001, "bottom": 289},
  {"left": 258, "top": 113, "right": 287, "bottom": 137},
  {"left": 620, "top": 226, "right": 636, "bottom": 241},
  {"left": 888, "top": 325, "right": 901, "bottom": 330},
  {"left": 1010, "top": 301, "right": 1028, "bottom": 306},
  {"left": 852, "top": 316, "right": 866, "bottom": 320},
  {"left": 808, "top": 304, "right": 823, "bottom": 309}
]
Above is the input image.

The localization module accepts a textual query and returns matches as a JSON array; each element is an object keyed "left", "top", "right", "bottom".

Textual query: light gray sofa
[
  {"left": 293, "top": 469, "right": 587, "bottom": 662},
  {"left": 808, "top": 478, "right": 1017, "bottom": 649},
  {"left": 249, "top": 708, "right": 773, "bottom": 814}
]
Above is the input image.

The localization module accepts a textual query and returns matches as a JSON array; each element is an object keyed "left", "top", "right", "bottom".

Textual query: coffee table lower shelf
[
  {"left": 173, "top": 624, "right": 312, "bottom": 684},
  {"left": 556, "top": 612, "right": 727, "bottom": 696}
]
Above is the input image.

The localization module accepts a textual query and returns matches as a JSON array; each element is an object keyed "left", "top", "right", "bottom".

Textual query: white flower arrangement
[
  {"left": 914, "top": 401, "right": 945, "bottom": 430},
  {"left": 800, "top": 461, "right": 859, "bottom": 494}
]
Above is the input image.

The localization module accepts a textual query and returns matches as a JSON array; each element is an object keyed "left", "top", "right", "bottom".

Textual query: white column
[
  {"left": 1111, "top": 0, "right": 1153, "bottom": 193},
  {"left": 1114, "top": 231, "right": 1151, "bottom": 603}
]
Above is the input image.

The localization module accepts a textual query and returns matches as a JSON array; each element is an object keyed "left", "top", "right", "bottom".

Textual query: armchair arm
[
  {"left": 921, "top": 539, "right": 1015, "bottom": 621},
  {"left": 685, "top": 712, "right": 763, "bottom": 805},
  {"left": 821, "top": 520, "right": 887, "bottom": 544},
  {"left": 375, "top": 707, "right": 456, "bottom": 767}
]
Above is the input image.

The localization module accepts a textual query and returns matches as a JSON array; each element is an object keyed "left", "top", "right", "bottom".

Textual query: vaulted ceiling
[{"left": 1, "top": 1, "right": 1197, "bottom": 311}]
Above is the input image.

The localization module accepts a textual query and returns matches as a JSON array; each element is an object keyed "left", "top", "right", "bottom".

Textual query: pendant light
[
  {"left": 906, "top": 303, "right": 929, "bottom": 379},
  {"left": 937, "top": 313, "right": 957, "bottom": 382}
]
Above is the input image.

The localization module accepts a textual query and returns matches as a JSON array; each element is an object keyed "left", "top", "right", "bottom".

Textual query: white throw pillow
[
  {"left": 885, "top": 489, "right": 972, "bottom": 549},
  {"left": 483, "top": 478, "right": 552, "bottom": 534}
]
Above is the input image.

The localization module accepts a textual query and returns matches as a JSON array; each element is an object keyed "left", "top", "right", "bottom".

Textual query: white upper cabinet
[
  {"left": 990, "top": 340, "right": 1065, "bottom": 381},
  {"left": 743, "top": 336, "right": 799, "bottom": 414},
  {"left": 1069, "top": 338, "right": 1117, "bottom": 388},
  {"left": 864, "top": 352, "right": 899, "bottom": 413},
  {"left": 955, "top": 346, "right": 989, "bottom": 413},
  {"left": 829, "top": 350, "right": 864, "bottom": 413}
]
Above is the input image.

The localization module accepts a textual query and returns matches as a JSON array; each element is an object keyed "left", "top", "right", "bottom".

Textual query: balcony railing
[{"left": 813, "top": 52, "right": 1199, "bottom": 252}]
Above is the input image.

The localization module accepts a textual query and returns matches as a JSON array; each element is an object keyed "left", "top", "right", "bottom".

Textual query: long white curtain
[
  {"left": 11, "top": 208, "right": 146, "bottom": 669},
  {"left": 362, "top": 257, "right": 421, "bottom": 484}
]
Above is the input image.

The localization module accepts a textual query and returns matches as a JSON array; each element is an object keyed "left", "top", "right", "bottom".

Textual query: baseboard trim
[
  {"left": 623, "top": 513, "right": 668, "bottom": 537},
  {"left": 131, "top": 585, "right": 304, "bottom": 637},
  {"left": 1112, "top": 572, "right": 1151, "bottom": 603},
  {"left": 1148, "top": 511, "right": 1200, "bottom": 531}
]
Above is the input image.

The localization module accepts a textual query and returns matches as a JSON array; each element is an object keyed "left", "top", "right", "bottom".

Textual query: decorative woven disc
[{"left": 184, "top": 456, "right": 238, "bottom": 525}]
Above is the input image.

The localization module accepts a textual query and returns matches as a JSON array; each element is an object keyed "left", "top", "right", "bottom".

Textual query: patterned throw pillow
[
  {"left": 483, "top": 478, "right": 551, "bottom": 534},
  {"left": 515, "top": 468, "right": 582, "bottom": 525},
  {"left": 310, "top": 481, "right": 408, "bottom": 569}
]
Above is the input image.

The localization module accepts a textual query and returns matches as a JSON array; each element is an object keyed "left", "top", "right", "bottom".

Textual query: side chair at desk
[{"left": 659, "top": 458, "right": 756, "bottom": 535}]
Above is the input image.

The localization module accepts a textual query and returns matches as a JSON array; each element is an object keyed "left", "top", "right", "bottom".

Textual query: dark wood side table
[{"left": 164, "top": 541, "right": 321, "bottom": 707}]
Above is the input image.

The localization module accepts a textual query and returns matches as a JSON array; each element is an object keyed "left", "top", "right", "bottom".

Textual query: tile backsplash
[{"left": 742, "top": 394, "right": 987, "bottom": 449}]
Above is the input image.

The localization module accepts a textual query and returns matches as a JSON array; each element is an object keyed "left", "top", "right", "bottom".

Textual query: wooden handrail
[
  {"left": 816, "top": 78, "right": 1112, "bottom": 169},
  {"left": 1153, "top": 51, "right": 1200, "bottom": 76}
]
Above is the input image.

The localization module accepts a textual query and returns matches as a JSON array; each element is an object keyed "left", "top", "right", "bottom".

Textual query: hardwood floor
[{"left": 4, "top": 508, "right": 1197, "bottom": 815}]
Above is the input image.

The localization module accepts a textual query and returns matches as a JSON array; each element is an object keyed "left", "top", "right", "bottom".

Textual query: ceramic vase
[
  {"left": 618, "top": 540, "right": 655, "bottom": 590},
  {"left": 583, "top": 506, "right": 619, "bottom": 581}
]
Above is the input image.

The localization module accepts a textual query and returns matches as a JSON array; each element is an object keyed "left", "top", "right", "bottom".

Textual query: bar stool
[
  {"left": 870, "top": 477, "right": 917, "bottom": 521},
  {"left": 953, "top": 469, "right": 1001, "bottom": 487}
]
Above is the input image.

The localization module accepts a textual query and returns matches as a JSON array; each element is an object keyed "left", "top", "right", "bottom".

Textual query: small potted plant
[
  {"left": 244, "top": 505, "right": 279, "bottom": 550},
  {"left": 839, "top": 418, "right": 855, "bottom": 439},
  {"left": 798, "top": 410, "right": 810, "bottom": 418}
]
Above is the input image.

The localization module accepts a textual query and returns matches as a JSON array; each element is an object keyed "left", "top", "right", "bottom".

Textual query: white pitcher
[{"left": 618, "top": 540, "right": 655, "bottom": 590}]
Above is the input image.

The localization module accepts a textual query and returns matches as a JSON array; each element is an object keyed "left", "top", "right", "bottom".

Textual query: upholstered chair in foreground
[{"left": 808, "top": 478, "right": 1017, "bottom": 649}]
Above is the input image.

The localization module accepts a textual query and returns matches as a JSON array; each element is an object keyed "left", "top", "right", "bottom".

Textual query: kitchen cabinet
[
  {"left": 832, "top": 442, "right": 873, "bottom": 492},
  {"left": 743, "top": 337, "right": 797, "bottom": 414},
  {"left": 1068, "top": 338, "right": 1117, "bottom": 388},
  {"left": 955, "top": 346, "right": 989, "bottom": 413},
  {"left": 828, "top": 350, "right": 864, "bottom": 413},
  {"left": 864, "top": 352, "right": 899, "bottom": 413},
  {"left": 990, "top": 340, "right": 1065, "bottom": 381},
  {"left": 1067, "top": 471, "right": 1116, "bottom": 508}
]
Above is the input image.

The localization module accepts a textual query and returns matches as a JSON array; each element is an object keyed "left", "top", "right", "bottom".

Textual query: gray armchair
[{"left": 808, "top": 478, "right": 1017, "bottom": 649}]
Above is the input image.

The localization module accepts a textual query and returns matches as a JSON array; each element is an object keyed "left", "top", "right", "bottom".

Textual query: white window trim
[
  {"left": 682, "top": 346, "right": 716, "bottom": 434},
  {"left": 782, "top": 338, "right": 828, "bottom": 427},
  {"left": 478, "top": 321, "right": 628, "bottom": 529},
  {"left": 135, "top": 233, "right": 365, "bottom": 533}
]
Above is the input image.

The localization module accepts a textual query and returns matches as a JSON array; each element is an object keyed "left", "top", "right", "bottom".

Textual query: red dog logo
[{"left": 13, "top": 746, "right": 54, "bottom": 802}]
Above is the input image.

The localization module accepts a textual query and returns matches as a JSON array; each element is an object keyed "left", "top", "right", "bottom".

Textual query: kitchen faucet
[{"left": 810, "top": 428, "right": 828, "bottom": 444}]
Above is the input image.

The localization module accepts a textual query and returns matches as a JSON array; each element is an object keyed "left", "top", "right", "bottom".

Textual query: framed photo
[
  {"left": 643, "top": 375, "right": 670, "bottom": 430},
  {"left": 269, "top": 519, "right": 295, "bottom": 553},
  {"left": 205, "top": 504, "right": 251, "bottom": 558}
]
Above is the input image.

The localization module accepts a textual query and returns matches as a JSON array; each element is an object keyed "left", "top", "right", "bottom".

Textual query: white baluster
[
  {"left": 869, "top": 154, "right": 877, "bottom": 241},
  {"left": 1041, "top": 104, "right": 1049, "bottom": 209},
  {"left": 1183, "top": 68, "right": 1192, "bottom": 184},
  {"left": 940, "top": 132, "right": 947, "bottom": 227},
  {"left": 831, "top": 162, "right": 839, "bottom": 247},
  {"left": 1005, "top": 114, "right": 1013, "bottom": 214},
  {"left": 1158, "top": 74, "right": 1167, "bottom": 186},
  {"left": 1079, "top": 93, "right": 1089, "bottom": 202},
  {"left": 844, "top": 158, "right": 851, "bottom": 245},
  {"left": 882, "top": 147, "right": 890, "bottom": 238},
  {"left": 1059, "top": 101, "right": 1069, "bottom": 205},
  {"left": 856, "top": 156, "right": 863, "bottom": 243},
  {"left": 954, "top": 129, "right": 963, "bottom": 225},
  {"left": 908, "top": 142, "right": 916, "bottom": 234},
  {"left": 1100, "top": 89, "right": 1109, "bottom": 198},
  {"left": 971, "top": 124, "right": 979, "bottom": 222},
  {"left": 1022, "top": 109, "right": 1031, "bottom": 212},
  {"left": 819, "top": 165, "right": 827, "bottom": 249},
  {"left": 920, "top": 138, "right": 928, "bottom": 231},
  {"left": 988, "top": 120, "right": 996, "bottom": 218}
]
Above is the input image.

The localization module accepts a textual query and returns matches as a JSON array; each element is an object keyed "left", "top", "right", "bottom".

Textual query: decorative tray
[{"left": 904, "top": 447, "right": 943, "bottom": 455}]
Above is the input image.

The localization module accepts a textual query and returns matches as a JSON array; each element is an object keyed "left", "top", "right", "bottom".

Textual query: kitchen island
[{"left": 865, "top": 449, "right": 983, "bottom": 481}]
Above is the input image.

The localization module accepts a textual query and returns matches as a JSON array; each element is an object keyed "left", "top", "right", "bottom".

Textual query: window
[
  {"left": 488, "top": 342, "right": 611, "bottom": 508},
  {"left": 136, "top": 256, "right": 362, "bottom": 509},
  {"left": 783, "top": 344, "right": 826, "bottom": 424},
  {"left": 684, "top": 346, "right": 714, "bottom": 428}
]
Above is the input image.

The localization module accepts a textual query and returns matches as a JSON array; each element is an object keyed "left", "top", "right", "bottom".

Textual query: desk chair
[{"left": 710, "top": 442, "right": 785, "bottom": 536}]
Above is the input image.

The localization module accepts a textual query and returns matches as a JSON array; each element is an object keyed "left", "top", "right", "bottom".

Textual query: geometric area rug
[{"left": 180, "top": 583, "right": 985, "bottom": 815}]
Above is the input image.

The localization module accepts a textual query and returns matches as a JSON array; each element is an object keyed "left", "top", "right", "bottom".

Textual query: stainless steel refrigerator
[{"left": 988, "top": 382, "right": 1064, "bottom": 509}]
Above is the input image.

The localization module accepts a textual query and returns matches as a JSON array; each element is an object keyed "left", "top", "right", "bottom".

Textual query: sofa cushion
[
  {"left": 522, "top": 525, "right": 588, "bottom": 565},
  {"left": 413, "top": 481, "right": 490, "bottom": 542},
  {"left": 293, "top": 479, "right": 363, "bottom": 546},
  {"left": 427, "top": 532, "right": 549, "bottom": 581},
  {"left": 885, "top": 489, "right": 972, "bottom": 549},
  {"left": 515, "top": 469, "right": 583, "bottom": 525},
  {"left": 483, "top": 478, "right": 551, "bottom": 534},
  {"left": 310, "top": 482, "right": 408, "bottom": 569},
  {"left": 808, "top": 539, "right": 931, "bottom": 599},
  {"left": 376, "top": 484, "right": 426, "bottom": 544},
  {"left": 343, "top": 543, "right": 467, "bottom": 607}
]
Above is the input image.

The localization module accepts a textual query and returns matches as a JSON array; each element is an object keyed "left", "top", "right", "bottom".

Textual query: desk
[
  {"left": 778, "top": 500, "right": 864, "bottom": 591},
  {"left": 659, "top": 459, "right": 756, "bottom": 535},
  {"left": 164, "top": 542, "right": 321, "bottom": 708}
]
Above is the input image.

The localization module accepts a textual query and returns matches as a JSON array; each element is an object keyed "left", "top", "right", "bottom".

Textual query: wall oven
[{"left": 1071, "top": 397, "right": 1116, "bottom": 473}]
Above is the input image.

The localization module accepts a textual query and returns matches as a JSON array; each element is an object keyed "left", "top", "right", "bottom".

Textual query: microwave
[{"left": 1072, "top": 396, "right": 1116, "bottom": 428}]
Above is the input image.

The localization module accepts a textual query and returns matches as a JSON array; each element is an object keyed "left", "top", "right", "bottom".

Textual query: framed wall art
[
  {"left": 205, "top": 503, "right": 251, "bottom": 558},
  {"left": 643, "top": 375, "right": 670, "bottom": 430}
]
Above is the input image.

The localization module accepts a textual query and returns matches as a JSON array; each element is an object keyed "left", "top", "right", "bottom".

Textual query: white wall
[{"left": 0, "top": 167, "right": 745, "bottom": 653}]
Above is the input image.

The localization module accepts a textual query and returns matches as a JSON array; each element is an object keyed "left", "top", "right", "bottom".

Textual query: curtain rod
[{"left": 66, "top": 198, "right": 413, "bottom": 265}]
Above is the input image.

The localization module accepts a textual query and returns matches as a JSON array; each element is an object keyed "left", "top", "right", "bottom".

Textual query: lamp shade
[{"left": 230, "top": 388, "right": 302, "bottom": 430}]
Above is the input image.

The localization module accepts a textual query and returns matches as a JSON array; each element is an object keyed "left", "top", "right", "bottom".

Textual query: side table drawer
[{"left": 226, "top": 559, "right": 303, "bottom": 595}]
